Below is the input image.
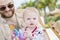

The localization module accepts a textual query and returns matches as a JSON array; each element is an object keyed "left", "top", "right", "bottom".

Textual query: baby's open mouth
[{"left": 30, "top": 23, "right": 34, "bottom": 25}]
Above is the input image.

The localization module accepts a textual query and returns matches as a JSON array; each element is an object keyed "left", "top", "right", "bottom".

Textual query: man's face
[{"left": 0, "top": 0, "right": 14, "bottom": 18}]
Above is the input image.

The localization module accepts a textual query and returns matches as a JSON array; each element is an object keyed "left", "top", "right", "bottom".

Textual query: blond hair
[{"left": 23, "top": 7, "right": 40, "bottom": 18}]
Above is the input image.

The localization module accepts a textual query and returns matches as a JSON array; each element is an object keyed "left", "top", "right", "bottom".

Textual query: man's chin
[
  {"left": 1, "top": 13, "right": 14, "bottom": 18},
  {"left": 6, "top": 15, "right": 13, "bottom": 18}
]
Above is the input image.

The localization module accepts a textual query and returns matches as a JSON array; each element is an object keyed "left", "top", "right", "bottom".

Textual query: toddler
[{"left": 22, "top": 7, "right": 48, "bottom": 40}]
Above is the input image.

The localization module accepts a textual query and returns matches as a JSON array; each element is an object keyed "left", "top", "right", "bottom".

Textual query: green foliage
[
  {"left": 55, "top": 16, "right": 60, "bottom": 21},
  {"left": 18, "top": 0, "right": 57, "bottom": 11},
  {"left": 48, "top": 0, "right": 57, "bottom": 11},
  {"left": 44, "top": 24, "right": 50, "bottom": 28},
  {"left": 46, "top": 15, "right": 55, "bottom": 23},
  {"left": 46, "top": 14, "right": 60, "bottom": 23},
  {"left": 56, "top": 4, "right": 60, "bottom": 9},
  {"left": 18, "top": 0, "right": 44, "bottom": 9}
]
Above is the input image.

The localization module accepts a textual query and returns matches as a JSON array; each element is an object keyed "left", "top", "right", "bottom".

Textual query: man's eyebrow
[
  {"left": 0, "top": 5, "right": 5, "bottom": 7},
  {"left": 8, "top": 2, "right": 13, "bottom": 4}
]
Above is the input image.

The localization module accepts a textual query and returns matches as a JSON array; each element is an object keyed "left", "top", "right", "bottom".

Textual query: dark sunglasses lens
[
  {"left": 8, "top": 4, "right": 14, "bottom": 8},
  {"left": 0, "top": 6, "right": 6, "bottom": 11}
]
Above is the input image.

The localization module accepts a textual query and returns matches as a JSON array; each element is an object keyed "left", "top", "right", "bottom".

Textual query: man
[{"left": 0, "top": 0, "right": 23, "bottom": 40}]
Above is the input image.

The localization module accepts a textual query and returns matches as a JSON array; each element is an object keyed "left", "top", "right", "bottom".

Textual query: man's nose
[{"left": 5, "top": 7, "right": 10, "bottom": 12}]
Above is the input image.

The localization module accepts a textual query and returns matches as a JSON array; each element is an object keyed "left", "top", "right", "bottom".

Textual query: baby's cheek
[
  {"left": 33, "top": 21, "right": 38, "bottom": 25},
  {"left": 25, "top": 21, "right": 30, "bottom": 25}
]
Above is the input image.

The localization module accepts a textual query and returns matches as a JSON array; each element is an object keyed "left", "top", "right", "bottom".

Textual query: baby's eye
[
  {"left": 27, "top": 18, "right": 30, "bottom": 20},
  {"left": 33, "top": 18, "right": 36, "bottom": 20}
]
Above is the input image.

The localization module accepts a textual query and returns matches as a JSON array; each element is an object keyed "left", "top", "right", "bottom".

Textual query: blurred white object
[{"left": 46, "top": 28, "right": 59, "bottom": 40}]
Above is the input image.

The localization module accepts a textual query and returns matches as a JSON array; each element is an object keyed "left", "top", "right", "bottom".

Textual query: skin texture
[
  {"left": 0, "top": 0, "right": 14, "bottom": 18},
  {"left": 23, "top": 12, "right": 39, "bottom": 28}
]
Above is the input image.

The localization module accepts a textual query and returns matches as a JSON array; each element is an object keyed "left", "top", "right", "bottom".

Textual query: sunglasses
[{"left": 0, "top": 4, "right": 14, "bottom": 11}]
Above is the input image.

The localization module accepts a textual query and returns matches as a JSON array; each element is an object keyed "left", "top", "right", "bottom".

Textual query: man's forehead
[{"left": 0, "top": 0, "right": 13, "bottom": 5}]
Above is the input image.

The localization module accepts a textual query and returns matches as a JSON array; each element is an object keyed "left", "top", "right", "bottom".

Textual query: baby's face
[{"left": 24, "top": 12, "right": 39, "bottom": 27}]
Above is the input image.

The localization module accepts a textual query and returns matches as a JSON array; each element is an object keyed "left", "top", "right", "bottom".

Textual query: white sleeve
[{"left": 0, "top": 23, "right": 12, "bottom": 40}]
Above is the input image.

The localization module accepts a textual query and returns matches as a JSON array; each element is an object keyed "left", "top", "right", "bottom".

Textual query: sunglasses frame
[{"left": 0, "top": 3, "right": 14, "bottom": 11}]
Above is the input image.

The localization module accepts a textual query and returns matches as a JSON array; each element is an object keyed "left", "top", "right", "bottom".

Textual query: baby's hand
[
  {"left": 24, "top": 28, "right": 32, "bottom": 37},
  {"left": 23, "top": 28, "right": 32, "bottom": 40},
  {"left": 23, "top": 32, "right": 32, "bottom": 40}
]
